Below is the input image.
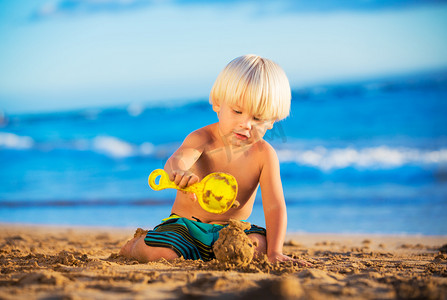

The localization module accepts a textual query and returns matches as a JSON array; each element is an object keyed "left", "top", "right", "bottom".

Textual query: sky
[{"left": 0, "top": 0, "right": 447, "bottom": 114}]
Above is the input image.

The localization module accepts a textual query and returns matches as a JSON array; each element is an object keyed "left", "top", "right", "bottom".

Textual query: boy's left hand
[{"left": 268, "top": 252, "right": 312, "bottom": 267}]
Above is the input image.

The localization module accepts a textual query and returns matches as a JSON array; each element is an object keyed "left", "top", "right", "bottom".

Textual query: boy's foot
[
  {"left": 119, "top": 228, "right": 148, "bottom": 258},
  {"left": 119, "top": 236, "right": 139, "bottom": 258}
]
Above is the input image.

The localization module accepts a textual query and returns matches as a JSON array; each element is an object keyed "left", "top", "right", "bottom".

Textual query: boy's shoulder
[
  {"left": 255, "top": 139, "right": 278, "bottom": 161},
  {"left": 182, "top": 123, "right": 217, "bottom": 148}
]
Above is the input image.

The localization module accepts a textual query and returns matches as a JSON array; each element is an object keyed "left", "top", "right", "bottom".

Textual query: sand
[{"left": 0, "top": 224, "right": 446, "bottom": 300}]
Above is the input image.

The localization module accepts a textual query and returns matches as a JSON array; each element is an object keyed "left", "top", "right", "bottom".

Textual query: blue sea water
[{"left": 1, "top": 71, "right": 447, "bottom": 234}]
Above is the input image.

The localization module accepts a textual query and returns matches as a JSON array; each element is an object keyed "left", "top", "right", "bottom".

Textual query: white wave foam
[
  {"left": 91, "top": 136, "right": 155, "bottom": 158},
  {"left": 92, "top": 136, "right": 134, "bottom": 158},
  {"left": 139, "top": 142, "right": 154, "bottom": 155},
  {"left": 0, "top": 132, "right": 156, "bottom": 159},
  {"left": 0, "top": 132, "right": 34, "bottom": 149},
  {"left": 277, "top": 146, "right": 447, "bottom": 170},
  {"left": 127, "top": 103, "right": 144, "bottom": 117}
]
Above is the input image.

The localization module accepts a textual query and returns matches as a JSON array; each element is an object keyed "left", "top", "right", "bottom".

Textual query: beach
[{"left": 0, "top": 224, "right": 446, "bottom": 299}]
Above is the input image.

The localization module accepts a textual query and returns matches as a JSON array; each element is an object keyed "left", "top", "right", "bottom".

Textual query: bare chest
[{"left": 192, "top": 145, "right": 262, "bottom": 199}]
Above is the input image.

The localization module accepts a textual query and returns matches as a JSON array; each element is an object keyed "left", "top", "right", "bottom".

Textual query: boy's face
[{"left": 213, "top": 101, "right": 275, "bottom": 147}]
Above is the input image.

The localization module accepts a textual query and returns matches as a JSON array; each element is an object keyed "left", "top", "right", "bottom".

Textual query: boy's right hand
[
  {"left": 168, "top": 170, "right": 199, "bottom": 202},
  {"left": 169, "top": 169, "right": 199, "bottom": 188},
  {"left": 170, "top": 170, "right": 199, "bottom": 202}
]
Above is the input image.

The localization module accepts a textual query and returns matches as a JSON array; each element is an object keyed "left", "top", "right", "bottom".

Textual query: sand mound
[
  {"left": 241, "top": 276, "right": 304, "bottom": 300},
  {"left": 213, "top": 219, "right": 254, "bottom": 267},
  {"left": 439, "top": 243, "right": 447, "bottom": 253},
  {"left": 133, "top": 228, "right": 148, "bottom": 238},
  {"left": 19, "top": 270, "right": 70, "bottom": 286}
]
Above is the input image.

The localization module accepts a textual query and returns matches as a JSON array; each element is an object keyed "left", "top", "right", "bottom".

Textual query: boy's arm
[
  {"left": 164, "top": 130, "right": 206, "bottom": 188},
  {"left": 259, "top": 143, "right": 310, "bottom": 265}
]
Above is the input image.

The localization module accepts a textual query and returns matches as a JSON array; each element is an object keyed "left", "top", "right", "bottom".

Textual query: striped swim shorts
[{"left": 144, "top": 214, "right": 266, "bottom": 261}]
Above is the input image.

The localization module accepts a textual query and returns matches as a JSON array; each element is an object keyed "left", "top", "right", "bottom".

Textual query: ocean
[{"left": 1, "top": 71, "right": 447, "bottom": 234}]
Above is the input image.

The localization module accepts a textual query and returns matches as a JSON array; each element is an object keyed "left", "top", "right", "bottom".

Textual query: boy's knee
[
  {"left": 134, "top": 237, "right": 179, "bottom": 262},
  {"left": 247, "top": 233, "right": 267, "bottom": 255}
]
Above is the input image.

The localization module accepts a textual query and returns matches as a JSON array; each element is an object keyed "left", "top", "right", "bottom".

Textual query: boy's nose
[{"left": 240, "top": 117, "right": 252, "bottom": 130}]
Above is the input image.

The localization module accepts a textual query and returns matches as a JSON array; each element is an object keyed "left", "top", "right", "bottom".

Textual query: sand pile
[
  {"left": 133, "top": 228, "right": 148, "bottom": 238},
  {"left": 213, "top": 219, "right": 255, "bottom": 266}
]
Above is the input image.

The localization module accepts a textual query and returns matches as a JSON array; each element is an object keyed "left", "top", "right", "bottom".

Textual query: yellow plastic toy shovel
[{"left": 148, "top": 169, "right": 238, "bottom": 214}]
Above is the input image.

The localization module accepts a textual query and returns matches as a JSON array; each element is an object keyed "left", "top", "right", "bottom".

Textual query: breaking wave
[
  {"left": 2, "top": 132, "right": 447, "bottom": 170},
  {"left": 0, "top": 132, "right": 34, "bottom": 149},
  {"left": 0, "top": 132, "right": 155, "bottom": 159},
  {"left": 277, "top": 146, "right": 447, "bottom": 170}
]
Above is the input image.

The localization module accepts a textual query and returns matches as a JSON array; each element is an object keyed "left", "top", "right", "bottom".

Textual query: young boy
[{"left": 120, "top": 55, "right": 308, "bottom": 265}]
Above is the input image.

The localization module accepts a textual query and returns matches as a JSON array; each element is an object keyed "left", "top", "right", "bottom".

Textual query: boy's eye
[
  {"left": 233, "top": 109, "right": 242, "bottom": 114},
  {"left": 253, "top": 116, "right": 262, "bottom": 121}
]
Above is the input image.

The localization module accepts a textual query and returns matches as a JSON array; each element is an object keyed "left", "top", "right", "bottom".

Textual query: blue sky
[{"left": 1, "top": 0, "right": 447, "bottom": 114}]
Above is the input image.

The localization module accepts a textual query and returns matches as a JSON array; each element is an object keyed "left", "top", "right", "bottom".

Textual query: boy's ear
[
  {"left": 266, "top": 120, "right": 275, "bottom": 130},
  {"left": 212, "top": 103, "right": 221, "bottom": 113}
]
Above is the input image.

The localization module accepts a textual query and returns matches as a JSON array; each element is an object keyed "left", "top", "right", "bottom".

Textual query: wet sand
[{"left": 0, "top": 224, "right": 446, "bottom": 299}]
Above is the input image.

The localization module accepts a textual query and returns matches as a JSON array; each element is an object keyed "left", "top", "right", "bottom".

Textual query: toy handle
[
  {"left": 148, "top": 169, "right": 202, "bottom": 195},
  {"left": 148, "top": 169, "right": 178, "bottom": 191}
]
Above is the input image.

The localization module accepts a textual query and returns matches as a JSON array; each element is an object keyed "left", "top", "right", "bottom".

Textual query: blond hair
[{"left": 209, "top": 54, "right": 291, "bottom": 121}]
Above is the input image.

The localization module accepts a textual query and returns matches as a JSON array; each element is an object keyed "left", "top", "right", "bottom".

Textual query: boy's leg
[
  {"left": 119, "top": 236, "right": 179, "bottom": 263},
  {"left": 247, "top": 233, "right": 267, "bottom": 257}
]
